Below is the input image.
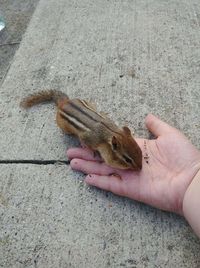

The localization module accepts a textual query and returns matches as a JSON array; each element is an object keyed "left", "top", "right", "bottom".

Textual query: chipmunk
[{"left": 20, "top": 90, "right": 142, "bottom": 170}]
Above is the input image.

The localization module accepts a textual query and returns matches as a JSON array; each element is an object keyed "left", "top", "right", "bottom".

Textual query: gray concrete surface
[
  {"left": 0, "top": 0, "right": 200, "bottom": 267},
  {"left": 0, "top": 164, "right": 200, "bottom": 268},
  {"left": 0, "top": 0, "right": 39, "bottom": 84}
]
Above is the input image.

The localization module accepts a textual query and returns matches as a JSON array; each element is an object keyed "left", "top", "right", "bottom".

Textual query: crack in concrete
[
  {"left": 0, "top": 41, "right": 20, "bottom": 47},
  {"left": 0, "top": 160, "right": 70, "bottom": 165}
]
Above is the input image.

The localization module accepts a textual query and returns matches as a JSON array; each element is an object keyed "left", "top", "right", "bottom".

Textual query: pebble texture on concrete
[
  {"left": 0, "top": 164, "right": 200, "bottom": 268},
  {"left": 0, "top": 0, "right": 200, "bottom": 267}
]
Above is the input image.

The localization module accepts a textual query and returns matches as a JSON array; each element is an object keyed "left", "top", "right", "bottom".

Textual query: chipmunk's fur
[{"left": 20, "top": 90, "right": 142, "bottom": 170}]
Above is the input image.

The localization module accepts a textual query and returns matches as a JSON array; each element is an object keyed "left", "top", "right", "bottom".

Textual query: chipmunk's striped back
[{"left": 58, "top": 98, "right": 121, "bottom": 136}]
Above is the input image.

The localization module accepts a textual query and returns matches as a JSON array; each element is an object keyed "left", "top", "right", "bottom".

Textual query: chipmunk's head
[{"left": 109, "top": 126, "right": 142, "bottom": 170}]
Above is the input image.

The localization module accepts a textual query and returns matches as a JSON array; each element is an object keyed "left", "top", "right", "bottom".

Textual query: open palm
[{"left": 67, "top": 114, "right": 200, "bottom": 215}]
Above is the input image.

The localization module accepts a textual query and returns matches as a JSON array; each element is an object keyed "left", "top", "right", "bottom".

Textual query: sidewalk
[{"left": 0, "top": 0, "right": 200, "bottom": 267}]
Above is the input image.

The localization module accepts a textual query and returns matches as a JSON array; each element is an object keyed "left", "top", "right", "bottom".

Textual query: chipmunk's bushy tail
[{"left": 20, "top": 90, "right": 69, "bottom": 108}]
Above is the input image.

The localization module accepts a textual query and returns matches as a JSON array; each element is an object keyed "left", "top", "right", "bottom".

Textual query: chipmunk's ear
[
  {"left": 111, "top": 136, "right": 121, "bottom": 151},
  {"left": 123, "top": 126, "right": 132, "bottom": 136}
]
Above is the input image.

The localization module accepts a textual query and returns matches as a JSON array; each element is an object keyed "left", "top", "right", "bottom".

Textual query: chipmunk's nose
[{"left": 136, "top": 160, "right": 142, "bottom": 170}]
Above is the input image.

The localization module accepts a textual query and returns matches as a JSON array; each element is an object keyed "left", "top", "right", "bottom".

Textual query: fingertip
[
  {"left": 85, "top": 174, "right": 96, "bottom": 184},
  {"left": 70, "top": 158, "right": 79, "bottom": 169},
  {"left": 145, "top": 113, "right": 170, "bottom": 137},
  {"left": 85, "top": 174, "right": 125, "bottom": 196},
  {"left": 85, "top": 174, "right": 107, "bottom": 188},
  {"left": 145, "top": 113, "right": 158, "bottom": 127},
  {"left": 67, "top": 147, "right": 102, "bottom": 162},
  {"left": 66, "top": 148, "right": 75, "bottom": 158}
]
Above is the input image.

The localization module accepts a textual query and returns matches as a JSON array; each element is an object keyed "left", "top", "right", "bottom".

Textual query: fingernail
[
  {"left": 71, "top": 160, "right": 78, "bottom": 165},
  {"left": 70, "top": 159, "right": 79, "bottom": 169},
  {"left": 86, "top": 174, "right": 94, "bottom": 181}
]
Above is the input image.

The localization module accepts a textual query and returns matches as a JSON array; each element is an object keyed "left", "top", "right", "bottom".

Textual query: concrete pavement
[{"left": 0, "top": 0, "right": 200, "bottom": 267}]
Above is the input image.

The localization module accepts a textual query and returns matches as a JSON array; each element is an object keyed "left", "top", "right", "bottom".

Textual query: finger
[
  {"left": 145, "top": 113, "right": 176, "bottom": 137},
  {"left": 67, "top": 148, "right": 102, "bottom": 161},
  {"left": 85, "top": 174, "right": 126, "bottom": 196},
  {"left": 70, "top": 158, "right": 123, "bottom": 176}
]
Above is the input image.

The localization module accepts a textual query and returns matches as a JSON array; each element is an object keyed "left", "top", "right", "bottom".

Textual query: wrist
[{"left": 182, "top": 169, "right": 200, "bottom": 237}]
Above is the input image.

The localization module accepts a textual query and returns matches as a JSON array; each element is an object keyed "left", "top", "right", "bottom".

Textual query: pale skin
[{"left": 67, "top": 114, "right": 200, "bottom": 237}]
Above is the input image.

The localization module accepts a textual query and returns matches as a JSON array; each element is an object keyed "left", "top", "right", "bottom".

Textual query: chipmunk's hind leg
[
  {"left": 83, "top": 100, "right": 97, "bottom": 110},
  {"left": 82, "top": 100, "right": 108, "bottom": 118},
  {"left": 56, "top": 111, "right": 75, "bottom": 135}
]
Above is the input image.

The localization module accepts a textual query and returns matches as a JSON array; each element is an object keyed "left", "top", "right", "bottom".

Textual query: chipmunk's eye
[
  {"left": 111, "top": 136, "right": 119, "bottom": 151},
  {"left": 123, "top": 155, "right": 132, "bottom": 164},
  {"left": 112, "top": 142, "right": 118, "bottom": 151}
]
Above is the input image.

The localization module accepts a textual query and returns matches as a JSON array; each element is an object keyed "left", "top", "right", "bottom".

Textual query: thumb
[{"left": 145, "top": 114, "right": 176, "bottom": 137}]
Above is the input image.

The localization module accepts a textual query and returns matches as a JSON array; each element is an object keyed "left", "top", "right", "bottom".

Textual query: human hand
[{"left": 67, "top": 114, "right": 200, "bottom": 215}]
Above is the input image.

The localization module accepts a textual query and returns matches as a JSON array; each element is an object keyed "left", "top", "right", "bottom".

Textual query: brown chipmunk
[{"left": 20, "top": 90, "right": 142, "bottom": 170}]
